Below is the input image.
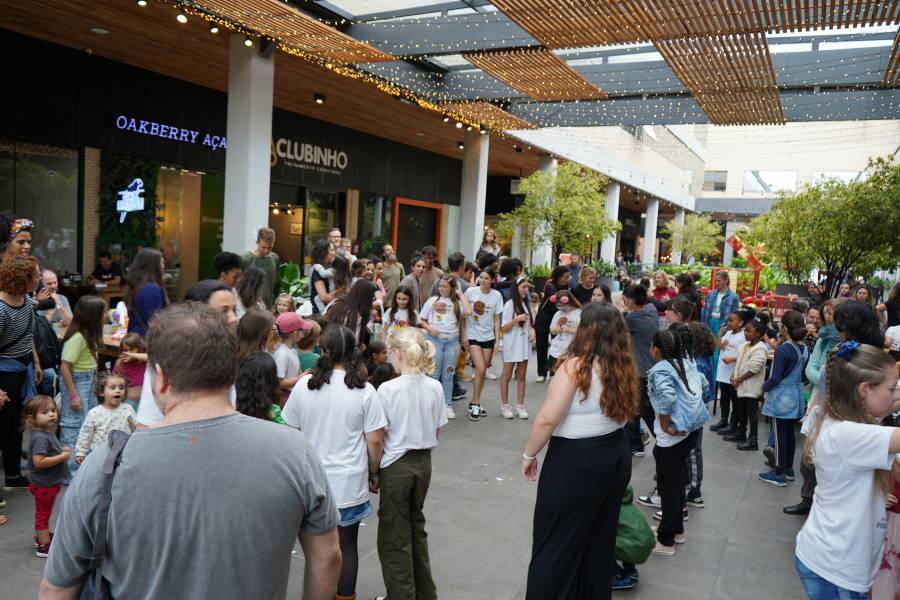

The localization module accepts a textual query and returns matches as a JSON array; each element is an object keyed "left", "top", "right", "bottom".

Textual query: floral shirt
[{"left": 75, "top": 404, "right": 137, "bottom": 459}]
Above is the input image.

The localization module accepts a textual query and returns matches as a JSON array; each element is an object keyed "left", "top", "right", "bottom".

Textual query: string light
[
  {"left": 175, "top": 12, "right": 187, "bottom": 24},
  {"left": 243, "top": 36, "right": 253, "bottom": 47}
]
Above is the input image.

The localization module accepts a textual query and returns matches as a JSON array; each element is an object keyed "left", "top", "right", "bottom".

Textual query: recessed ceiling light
[
  {"left": 458, "top": 142, "right": 464, "bottom": 149},
  {"left": 416, "top": 132, "right": 425, "bottom": 136},
  {"left": 176, "top": 12, "right": 188, "bottom": 24},
  {"left": 136, "top": 0, "right": 147, "bottom": 6},
  {"left": 244, "top": 36, "right": 253, "bottom": 47},
  {"left": 455, "top": 122, "right": 463, "bottom": 129},
  {"left": 209, "top": 25, "right": 219, "bottom": 34},
  {"left": 91, "top": 27, "right": 109, "bottom": 35},
  {"left": 313, "top": 93, "right": 326, "bottom": 104}
]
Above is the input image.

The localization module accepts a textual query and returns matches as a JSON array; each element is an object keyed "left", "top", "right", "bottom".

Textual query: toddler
[
  {"left": 24, "top": 395, "right": 69, "bottom": 558},
  {"left": 75, "top": 372, "right": 137, "bottom": 464},
  {"left": 273, "top": 293, "right": 295, "bottom": 316},
  {"left": 547, "top": 290, "right": 582, "bottom": 375},
  {"left": 113, "top": 332, "right": 147, "bottom": 411}
]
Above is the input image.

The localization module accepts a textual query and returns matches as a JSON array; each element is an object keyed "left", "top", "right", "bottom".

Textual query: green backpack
[{"left": 616, "top": 485, "right": 655, "bottom": 565}]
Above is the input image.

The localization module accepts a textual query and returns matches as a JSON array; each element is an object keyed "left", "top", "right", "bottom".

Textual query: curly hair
[
  {"left": 307, "top": 325, "right": 367, "bottom": 391},
  {"left": 688, "top": 321, "right": 715, "bottom": 358},
  {"left": 235, "top": 352, "right": 281, "bottom": 422},
  {"left": 386, "top": 326, "right": 435, "bottom": 375},
  {"left": 95, "top": 371, "right": 128, "bottom": 401},
  {"left": 561, "top": 303, "right": 638, "bottom": 423},
  {"left": 0, "top": 255, "right": 38, "bottom": 295}
]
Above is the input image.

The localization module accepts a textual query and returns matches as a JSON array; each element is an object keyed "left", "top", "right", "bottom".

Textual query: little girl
[
  {"left": 758, "top": 310, "right": 808, "bottom": 487},
  {"left": 273, "top": 293, "right": 295, "bottom": 316},
  {"left": 296, "top": 320, "right": 322, "bottom": 373},
  {"left": 711, "top": 310, "right": 749, "bottom": 434},
  {"left": 382, "top": 285, "right": 418, "bottom": 342},
  {"left": 727, "top": 317, "right": 769, "bottom": 450},
  {"left": 376, "top": 326, "right": 447, "bottom": 600},
  {"left": 74, "top": 372, "right": 136, "bottom": 464},
  {"left": 547, "top": 290, "right": 582, "bottom": 375},
  {"left": 235, "top": 351, "right": 285, "bottom": 424},
  {"left": 270, "top": 312, "right": 310, "bottom": 406},
  {"left": 113, "top": 332, "right": 147, "bottom": 411},
  {"left": 795, "top": 342, "right": 899, "bottom": 597},
  {"left": 58, "top": 295, "right": 106, "bottom": 481},
  {"left": 419, "top": 275, "right": 471, "bottom": 420},
  {"left": 24, "top": 395, "right": 69, "bottom": 557},
  {"left": 500, "top": 276, "right": 533, "bottom": 420},
  {"left": 647, "top": 328, "right": 709, "bottom": 556}
]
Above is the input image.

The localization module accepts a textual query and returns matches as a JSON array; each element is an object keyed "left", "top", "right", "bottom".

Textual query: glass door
[{"left": 303, "top": 188, "right": 345, "bottom": 270}]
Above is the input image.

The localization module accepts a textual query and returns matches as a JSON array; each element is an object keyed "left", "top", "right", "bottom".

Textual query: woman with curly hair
[
  {"left": 235, "top": 352, "right": 285, "bottom": 424},
  {"left": 0, "top": 212, "right": 33, "bottom": 261},
  {"left": 522, "top": 302, "right": 639, "bottom": 599}
]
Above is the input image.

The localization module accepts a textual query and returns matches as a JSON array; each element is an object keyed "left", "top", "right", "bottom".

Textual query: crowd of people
[{"left": 0, "top": 211, "right": 898, "bottom": 600}]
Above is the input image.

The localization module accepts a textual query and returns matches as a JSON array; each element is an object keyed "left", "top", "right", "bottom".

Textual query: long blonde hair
[
  {"left": 386, "top": 326, "right": 435, "bottom": 375},
  {"left": 804, "top": 343, "right": 897, "bottom": 492}
]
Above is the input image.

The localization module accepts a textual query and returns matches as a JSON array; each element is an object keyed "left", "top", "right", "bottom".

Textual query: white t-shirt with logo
[
  {"left": 420, "top": 296, "right": 460, "bottom": 337},
  {"left": 464, "top": 287, "right": 503, "bottom": 342},
  {"left": 501, "top": 300, "right": 531, "bottom": 363},
  {"left": 282, "top": 370, "right": 387, "bottom": 509},
  {"left": 376, "top": 374, "right": 448, "bottom": 469},
  {"left": 716, "top": 329, "right": 746, "bottom": 384},
  {"left": 384, "top": 308, "right": 415, "bottom": 340},
  {"left": 795, "top": 417, "right": 896, "bottom": 592},
  {"left": 548, "top": 307, "right": 581, "bottom": 359}
]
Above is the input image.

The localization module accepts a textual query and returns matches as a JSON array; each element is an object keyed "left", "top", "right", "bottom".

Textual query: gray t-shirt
[
  {"left": 45, "top": 413, "right": 339, "bottom": 599},
  {"left": 627, "top": 303, "right": 660, "bottom": 378},
  {"left": 28, "top": 429, "right": 69, "bottom": 487}
]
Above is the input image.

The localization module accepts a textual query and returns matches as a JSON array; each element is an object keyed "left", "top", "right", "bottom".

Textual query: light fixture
[
  {"left": 313, "top": 93, "right": 326, "bottom": 105},
  {"left": 466, "top": 126, "right": 472, "bottom": 131},
  {"left": 244, "top": 36, "right": 253, "bottom": 47},
  {"left": 514, "top": 146, "right": 523, "bottom": 153},
  {"left": 455, "top": 122, "right": 463, "bottom": 129},
  {"left": 136, "top": 0, "right": 147, "bottom": 6},
  {"left": 91, "top": 27, "right": 109, "bottom": 35},
  {"left": 480, "top": 130, "right": 487, "bottom": 135},
  {"left": 286, "top": 208, "right": 293, "bottom": 215},
  {"left": 442, "top": 117, "right": 450, "bottom": 123},
  {"left": 209, "top": 25, "right": 219, "bottom": 34},
  {"left": 176, "top": 12, "right": 187, "bottom": 23},
  {"left": 457, "top": 142, "right": 464, "bottom": 150}
]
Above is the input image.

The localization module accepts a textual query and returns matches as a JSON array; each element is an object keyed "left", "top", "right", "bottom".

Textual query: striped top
[{"left": 0, "top": 295, "right": 35, "bottom": 361}]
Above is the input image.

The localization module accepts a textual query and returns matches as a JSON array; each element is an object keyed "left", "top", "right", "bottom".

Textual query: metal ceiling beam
[{"left": 329, "top": 0, "right": 494, "bottom": 22}]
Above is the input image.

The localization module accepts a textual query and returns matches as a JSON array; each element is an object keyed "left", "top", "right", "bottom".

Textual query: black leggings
[
  {"left": 735, "top": 396, "right": 760, "bottom": 439},
  {"left": 535, "top": 326, "right": 551, "bottom": 377},
  {"left": 0, "top": 370, "right": 27, "bottom": 479},
  {"left": 337, "top": 523, "right": 360, "bottom": 596},
  {"left": 717, "top": 382, "right": 737, "bottom": 424}
]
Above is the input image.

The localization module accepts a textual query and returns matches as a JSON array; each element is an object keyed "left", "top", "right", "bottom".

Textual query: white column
[
  {"left": 671, "top": 207, "right": 686, "bottom": 265},
  {"left": 530, "top": 154, "right": 556, "bottom": 267},
  {"left": 641, "top": 197, "right": 659, "bottom": 265},
  {"left": 599, "top": 180, "right": 620, "bottom": 264},
  {"left": 222, "top": 34, "right": 274, "bottom": 254},
  {"left": 722, "top": 220, "right": 741, "bottom": 266},
  {"left": 457, "top": 130, "right": 489, "bottom": 259}
]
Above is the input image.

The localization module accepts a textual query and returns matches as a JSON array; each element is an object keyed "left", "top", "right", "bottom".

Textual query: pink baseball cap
[{"left": 276, "top": 312, "right": 314, "bottom": 334}]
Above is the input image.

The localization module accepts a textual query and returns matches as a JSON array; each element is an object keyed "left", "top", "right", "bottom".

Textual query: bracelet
[{"left": 523, "top": 452, "right": 537, "bottom": 461}]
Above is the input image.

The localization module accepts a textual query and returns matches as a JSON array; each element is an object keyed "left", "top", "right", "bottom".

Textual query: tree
[
  {"left": 494, "top": 161, "right": 619, "bottom": 259},
  {"left": 661, "top": 213, "right": 723, "bottom": 264},
  {"left": 748, "top": 155, "right": 900, "bottom": 297}
]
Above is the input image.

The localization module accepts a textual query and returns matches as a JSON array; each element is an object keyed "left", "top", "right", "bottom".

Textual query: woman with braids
[
  {"left": 646, "top": 327, "right": 710, "bottom": 557},
  {"left": 522, "top": 303, "right": 639, "bottom": 599},
  {"left": 282, "top": 325, "right": 386, "bottom": 600}
]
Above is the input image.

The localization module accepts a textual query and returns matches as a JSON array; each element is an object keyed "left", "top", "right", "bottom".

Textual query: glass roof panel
[{"left": 323, "top": 0, "right": 454, "bottom": 18}]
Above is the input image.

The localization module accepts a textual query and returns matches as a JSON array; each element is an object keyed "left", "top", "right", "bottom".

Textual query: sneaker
[
  {"left": 457, "top": 371, "right": 474, "bottom": 383},
  {"left": 485, "top": 371, "right": 498, "bottom": 381},
  {"left": 4, "top": 475, "right": 28, "bottom": 491},
  {"left": 632, "top": 449, "right": 646, "bottom": 457},
  {"left": 516, "top": 405, "right": 529, "bottom": 419},
  {"left": 763, "top": 446, "right": 776, "bottom": 469},
  {"left": 535, "top": 375, "right": 546, "bottom": 383},
  {"left": 653, "top": 508, "right": 689, "bottom": 522},
  {"left": 500, "top": 405, "right": 514, "bottom": 419},
  {"left": 612, "top": 574, "right": 638, "bottom": 590},
  {"left": 651, "top": 526, "right": 686, "bottom": 544},
  {"left": 446, "top": 407, "right": 456, "bottom": 420},
  {"left": 636, "top": 490, "right": 661, "bottom": 508},
  {"left": 452, "top": 389, "right": 468, "bottom": 401},
  {"left": 35, "top": 540, "right": 51, "bottom": 558},
  {"left": 651, "top": 541, "right": 676, "bottom": 556},
  {"left": 709, "top": 419, "right": 729, "bottom": 432},
  {"left": 476, "top": 405, "right": 488, "bottom": 417},
  {"left": 784, "top": 469, "right": 796, "bottom": 481},
  {"left": 467, "top": 403, "right": 481, "bottom": 421},
  {"left": 757, "top": 470, "right": 787, "bottom": 487},
  {"left": 686, "top": 495, "right": 705, "bottom": 508},
  {"left": 641, "top": 431, "right": 651, "bottom": 446}
]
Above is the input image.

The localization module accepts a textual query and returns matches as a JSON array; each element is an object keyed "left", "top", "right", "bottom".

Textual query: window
[
  {"left": 743, "top": 171, "right": 797, "bottom": 194},
  {"left": 357, "top": 192, "right": 392, "bottom": 259},
  {"left": 703, "top": 171, "right": 727, "bottom": 192},
  {"left": 811, "top": 171, "right": 863, "bottom": 184}
]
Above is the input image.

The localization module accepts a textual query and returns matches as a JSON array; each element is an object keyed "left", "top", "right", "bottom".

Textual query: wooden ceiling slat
[
  {"left": 192, "top": 0, "right": 394, "bottom": 63},
  {"left": 883, "top": 30, "right": 900, "bottom": 86},
  {"left": 464, "top": 47, "right": 607, "bottom": 101},
  {"left": 440, "top": 101, "right": 536, "bottom": 130}
]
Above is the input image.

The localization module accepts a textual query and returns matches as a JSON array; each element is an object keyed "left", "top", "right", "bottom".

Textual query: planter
[{"left": 598, "top": 276, "right": 616, "bottom": 291}]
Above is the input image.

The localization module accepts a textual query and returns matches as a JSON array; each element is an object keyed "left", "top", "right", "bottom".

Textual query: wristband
[{"left": 523, "top": 452, "right": 536, "bottom": 461}]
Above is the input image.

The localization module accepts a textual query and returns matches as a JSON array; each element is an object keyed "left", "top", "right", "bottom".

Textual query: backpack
[{"left": 33, "top": 311, "right": 62, "bottom": 370}]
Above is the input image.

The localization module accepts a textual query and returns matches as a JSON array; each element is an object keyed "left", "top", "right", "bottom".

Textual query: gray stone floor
[{"left": 1, "top": 360, "right": 807, "bottom": 599}]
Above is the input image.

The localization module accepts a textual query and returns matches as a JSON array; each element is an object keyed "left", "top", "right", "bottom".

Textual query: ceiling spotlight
[
  {"left": 209, "top": 25, "right": 219, "bottom": 34},
  {"left": 314, "top": 93, "right": 326, "bottom": 105},
  {"left": 272, "top": 207, "right": 280, "bottom": 215},
  {"left": 442, "top": 116, "right": 450, "bottom": 123},
  {"left": 136, "top": 0, "right": 148, "bottom": 6},
  {"left": 244, "top": 36, "right": 253, "bottom": 47},
  {"left": 466, "top": 126, "right": 472, "bottom": 131},
  {"left": 457, "top": 142, "right": 464, "bottom": 150},
  {"left": 91, "top": 27, "right": 109, "bottom": 35},
  {"left": 455, "top": 122, "right": 463, "bottom": 129},
  {"left": 286, "top": 208, "right": 293, "bottom": 215},
  {"left": 176, "top": 12, "right": 188, "bottom": 23},
  {"left": 480, "top": 130, "right": 487, "bottom": 135}
]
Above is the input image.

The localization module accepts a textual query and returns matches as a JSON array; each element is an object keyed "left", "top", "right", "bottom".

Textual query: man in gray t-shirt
[
  {"left": 622, "top": 284, "right": 660, "bottom": 454},
  {"left": 41, "top": 303, "right": 341, "bottom": 600}
]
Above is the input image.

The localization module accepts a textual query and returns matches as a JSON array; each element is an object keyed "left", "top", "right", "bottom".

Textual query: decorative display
[{"left": 440, "top": 101, "right": 536, "bottom": 131}]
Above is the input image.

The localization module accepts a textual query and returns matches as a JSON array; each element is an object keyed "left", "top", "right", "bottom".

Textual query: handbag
[
  {"left": 79, "top": 430, "right": 131, "bottom": 600},
  {"left": 615, "top": 485, "right": 655, "bottom": 565}
]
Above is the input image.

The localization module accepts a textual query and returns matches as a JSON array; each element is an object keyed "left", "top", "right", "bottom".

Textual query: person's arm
[
  {"left": 60, "top": 360, "right": 80, "bottom": 412},
  {"left": 889, "top": 428, "right": 900, "bottom": 454},
  {"left": 549, "top": 312, "right": 562, "bottom": 336},
  {"left": 735, "top": 346, "right": 767, "bottom": 385},
  {"left": 522, "top": 359, "right": 580, "bottom": 480},
  {"left": 493, "top": 313, "right": 501, "bottom": 342},
  {"left": 279, "top": 376, "right": 300, "bottom": 391},
  {"left": 457, "top": 289, "right": 472, "bottom": 317},
  {"left": 805, "top": 338, "right": 825, "bottom": 384},
  {"left": 33, "top": 341, "right": 43, "bottom": 385},
  {"left": 298, "top": 529, "right": 342, "bottom": 600},
  {"left": 365, "top": 428, "right": 384, "bottom": 492},
  {"left": 32, "top": 448, "right": 71, "bottom": 470},
  {"left": 38, "top": 580, "right": 80, "bottom": 600},
  {"left": 74, "top": 413, "right": 95, "bottom": 463}
]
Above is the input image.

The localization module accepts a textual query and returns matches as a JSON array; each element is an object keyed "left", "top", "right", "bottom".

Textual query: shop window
[
  {"left": 702, "top": 170, "right": 727, "bottom": 192},
  {"left": 357, "top": 192, "right": 392, "bottom": 259},
  {"left": 303, "top": 189, "right": 345, "bottom": 268},
  {"left": 157, "top": 167, "right": 203, "bottom": 300},
  {"left": 0, "top": 141, "right": 79, "bottom": 273}
]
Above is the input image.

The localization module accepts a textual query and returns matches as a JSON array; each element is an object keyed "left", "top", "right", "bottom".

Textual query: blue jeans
[
  {"left": 795, "top": 556, "right": 868, "bottom": 599},
  {"left": 37, "top": 367, "right": 57, "bottom": 397},
  {"left": 427, "top": 335, "right": 459, "bottom": 406},
  {"left": 59, "top": 369, "right": 97, "bottom": 483}
]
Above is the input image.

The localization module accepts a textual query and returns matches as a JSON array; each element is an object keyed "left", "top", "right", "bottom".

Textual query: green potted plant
[
  {"left": 278, "top": 262, "right": 309, "bottom": 308},
  {"left": 525, "top": 264, "right": 551, "bottom": 293},
  {"left": 590, "top": 258, "right": 617, "bottom": 291}
]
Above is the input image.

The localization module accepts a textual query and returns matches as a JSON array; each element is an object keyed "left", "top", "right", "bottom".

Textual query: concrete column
[
  {"left": 671, "top": 207, "right": 686, "bottom": 265},
  {"left": 222, "top": 34, "right": 274, "bottom": 254},
  {"left": 641, "top": 197, "right": 659, "bottom": 265},
  {"left": 530, "top": 154, "right": 556, "bottom": 267},
  {"left": 599, "top": 180, "right": 620, "bottom": 264},
  {"left": 458, "top": 130, "right": 489, "bottom": 259},
  {"left": 722, "top": 220, "right": 741, "bottom": 266}
]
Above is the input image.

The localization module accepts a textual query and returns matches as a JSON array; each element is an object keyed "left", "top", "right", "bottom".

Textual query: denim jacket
[{"left": 647, "top": 358, "right": 710, "bottom": 434}]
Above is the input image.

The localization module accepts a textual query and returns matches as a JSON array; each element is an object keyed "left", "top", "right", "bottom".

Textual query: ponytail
[{"left": 387, "top": 326, "right": 436, "bottom": 375}]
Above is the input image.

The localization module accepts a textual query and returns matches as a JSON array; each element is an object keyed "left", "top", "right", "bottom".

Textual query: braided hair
[
  {"left": 652, "top": 329, "right": 694, "bottom": 394},
  {"left": 307, "top": 325, "right": 367, "bottom": 391},
  {"left": 668, "top": 321, "right": 694, "bottom": 361}
]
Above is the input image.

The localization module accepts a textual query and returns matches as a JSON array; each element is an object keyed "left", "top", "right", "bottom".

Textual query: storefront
[{"left": 1, "top": 29, "right": 462, "bottom": 289}]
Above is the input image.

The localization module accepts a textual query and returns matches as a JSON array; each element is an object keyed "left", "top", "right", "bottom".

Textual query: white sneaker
[
  {"left": 636, "top": 489, "right": 661, "bottom": 508},
  {"left": 485, "top": 371, "right": 498, "bottom": 381},
  {"left": 500, "top": 405, "right": 514, "bottom": 419},
  {"left": 516, "top": 405, "right": 529, "bottom": 419},
  {"left": 535, "top": 376, "right": 546, "bottom": 383},
  {"left": 446, "top": 407, "right": 456, "bottom": 420}
]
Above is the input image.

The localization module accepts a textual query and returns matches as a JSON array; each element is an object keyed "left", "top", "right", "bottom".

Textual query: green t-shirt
[
  {"left": 241, "top": 251, "right": 280, "bottom": 309},
  {"left": 298, "top": 351, "right": 319, "bottom": 372},
  {"left": 61, "top": 332, "right": 98, "bottom": 372},
  {"left": 269, "top": 404, "right": 286, "bottom": 425}
]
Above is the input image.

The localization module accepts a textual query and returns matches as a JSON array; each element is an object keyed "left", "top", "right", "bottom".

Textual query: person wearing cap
[{"left": 271, "top": 312, "right": 314, "bottom": 407}]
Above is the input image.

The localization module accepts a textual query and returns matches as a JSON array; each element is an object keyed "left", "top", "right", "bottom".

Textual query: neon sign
[{"left": 116, "top": 178, "right": 145, "bottom": 223}]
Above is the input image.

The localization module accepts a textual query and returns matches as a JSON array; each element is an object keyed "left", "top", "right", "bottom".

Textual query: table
[
  {"left": 92, "top": 285, "right": 125, "bottom": 308},
  {"left": 54, "top": 323, "right": 126, "bottom": 361},
  {"left": 58, "top": 284, "right": 125, "bottom": 310}
]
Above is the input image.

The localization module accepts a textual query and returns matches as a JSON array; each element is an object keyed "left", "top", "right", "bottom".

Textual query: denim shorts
[
  {"left": 795, "top": 555, "right": 869, "bottom": 599},
  {"left": 339, "top": 501, "right": 372, "bottom": 527}
]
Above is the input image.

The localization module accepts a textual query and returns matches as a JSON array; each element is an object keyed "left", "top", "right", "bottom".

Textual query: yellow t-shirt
[{"left": 61, "top": 332, "right": 98, "bottom": 372}]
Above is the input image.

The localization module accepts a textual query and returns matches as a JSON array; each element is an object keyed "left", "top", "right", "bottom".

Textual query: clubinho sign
[{"left": 116, "top": 178, "right": 145, "bottom": 223}]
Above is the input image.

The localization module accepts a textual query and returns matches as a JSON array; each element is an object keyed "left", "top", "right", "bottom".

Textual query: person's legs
[
  {"left": 336, "top": 523, "right": 360, "bottom": 597},
  {"left": 59, "top": 370, "right": 97, "bottom": 481},
  {"left": 653, "top": 444, "right": 681, "bottom": 547},
  {"left": 624, "top": 416, "right": 644, "bottom": 453},
  {"left": 638, "top": 378, "right": 655, "bottom": 436},
  {"left": 427, "top": 336, "right": 451, "bottom": 406},
  {"left": 774, "top": 418, "right": 796, "bottom": 473},
  {"left": 747, "top": 397, "right": 759, "bottom": 440},
  {"left": 686, "top": 428, "right": 703, "bottom": 500},
  {"left": 443, "top": 339, "right": 460, "bottom": 402},
  {"left": 795, "top": 556, "right": 868, "bottom": 600},
  {"left": 0, "top": 371, "right": 26, "bottom": 481},
  {"left": 726, "top": 396, "right": 748, "bottom": 441},
  {"left": 500, "top": 362, "right": 514, "bottom": 407},
  {"left": 409, "top": 450, "right": 437, "bottom": 600},
  {"left": 535, "top": 327, "right": 550, "bottom": 378},
  {"left": 377, "top": 454, "right": 417, "bottom": 599},
  {"left": 29, "top": 483, "right": 60, "bottom": 545},
  {"left": 515, "top": 361, "right": 528, "bottom": 407},
  {"left": 469, "top": 345, "right": 488, "bottom": 405}
]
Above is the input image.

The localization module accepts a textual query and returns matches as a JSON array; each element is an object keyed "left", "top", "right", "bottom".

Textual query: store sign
[
  {"left": 272, "top": 137, "right": 348, "bottom": 175},
  {"left": 116, "top": 178, "right": 145, "bottom": 223},
  {"left": 115, "top": 115, "right": 227, "bottom": 150}
]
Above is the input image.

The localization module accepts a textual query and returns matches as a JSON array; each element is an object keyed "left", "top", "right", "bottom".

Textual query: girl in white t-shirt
[
  {"left": 500, "top": 276, "right": 534, "bottom": 420},
  {"left": 463, "top": 269, "right": 503, "bottom": 421},
  {"left": 547, "top": 290, "right": 582, "bottom": 375},
  {"left": 710, "top": 310, "right": 748, "bottom": 433},
  {"left": 795, "top": 342, "right": 900, "bottom": 598},
  {"left": 420, "top": 276, "right": 471, "bottom": 419},
  {"left": 382, "top": 285, "right": 418, "bottom": 343}
]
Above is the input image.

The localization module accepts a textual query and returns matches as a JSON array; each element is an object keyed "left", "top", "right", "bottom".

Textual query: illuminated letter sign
[{"left": 116, "top": 178, "right": 145, "bottom": 223}]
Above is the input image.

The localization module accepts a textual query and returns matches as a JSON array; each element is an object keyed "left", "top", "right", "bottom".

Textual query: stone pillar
[
  {"left": 641, "top": 197, "right": 659, "bottom": 266},
  {"left": 222, "top": 34, "right": 274, "bottom": 254},
  {"left": 530, "top": 154, "right": 556, "bottom": 267},
  {"left": 670, "top": 208, "right": 686, "bottom": 265},
  {"left": 599, "top": 180, "right": 620, "bottom": 264},
  {"left": 458, "top": 130, "right": 489, "bottom": 259}
]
